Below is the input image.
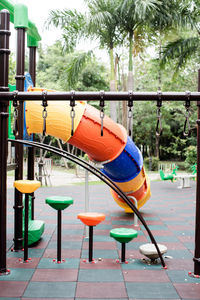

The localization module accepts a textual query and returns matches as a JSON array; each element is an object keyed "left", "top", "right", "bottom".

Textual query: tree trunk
[{"left": 109, "top": 47, "right": 117, "bottom": 122}]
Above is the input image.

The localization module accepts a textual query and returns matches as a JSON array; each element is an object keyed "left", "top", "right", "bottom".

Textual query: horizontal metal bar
[{"left": 0, "top": 91, "right": 200, "bottom": 101}]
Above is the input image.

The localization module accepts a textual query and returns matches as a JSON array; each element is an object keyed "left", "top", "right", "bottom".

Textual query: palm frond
[
  {"left": 161, "top": 37, "right": 200, "bottom": 72},
  {"left": 67, "top": 51, "right": 94, "bottom": 87}
]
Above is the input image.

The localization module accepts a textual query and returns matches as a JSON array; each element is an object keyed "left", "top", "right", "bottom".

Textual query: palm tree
[
  {"left": 46, "top": 1, "right": 122, "bottom": 121},
  {"left": 117, "top": 0, "right": 160, "bottom": 90}
]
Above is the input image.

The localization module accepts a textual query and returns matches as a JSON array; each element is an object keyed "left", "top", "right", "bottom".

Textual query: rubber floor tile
[
  {"left": 23, "top": 298, "right": 74, "bottom": 300},
  {"left": 82, "top": 241, "right": 116, "bottom": 250},
  {"left": 152, "top": 235, "right": 179, "bottom": 243},
  {"left": 31, "top": 268, "right": 78, "bottom": 281},
  {"left": 174, "top": 283, "right": 200, "bottom": 299},
  {"left": 0, "top": 268, "right": 34, "bottom": 281},
  {"left": 123, "top": 269, "right": 170, "bottom": 282},
  {"left": 0, "top": 281, "right": 28, "bottom": 297},
  {"left": 165, "top": 249, "right": 193, "bottom": 259},
  {"left": 43, "top": 248, "right": 81, "bottom": 258},
  {"left": 166, "top": 258, "right": 193, "bottom": 270},
  {"left": 78, "top": 269, "right": 123, "bottom": 282},
  {"left": 121, "top": 259, "right": 163, "bottom": 270},
  {"left": 81, "top": 249, "right": 119, "bottom": 259},
  {"left": 126, "top": 282, "right": 179, "bottom": 298},
  {"left": 47, "top": 241, "right": 82, "bottom": 249},
  {"left": 80, "top": 258, "right": 121, "bottom": 269},
  {"left": 23, "top": 282, "right": 76, "bottom": 298},
  {"left": 167, "top": 270, "right": 200, "bottom": 283},
  {"left": 76, "top": 282, "right": 127, "bottom": 298},
  {"left": 0, "top": 298, "right": 20, "bottom": 300},
  {"left": 38, "top": 258, "right": 79, "bottom": 269},
  {"left": 51, "top": 234, "right": 82, "bottom": 241},
  {"left": 7, "top": 248, "right": 44, "bottom": 258},
  {"left": 7, "top": 257, "right": 40, "bottom": 268}
]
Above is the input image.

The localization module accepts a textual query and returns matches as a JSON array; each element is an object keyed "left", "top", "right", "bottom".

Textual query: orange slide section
[{"left": 26, "top": 88, "right": 151, "bottom": 213}]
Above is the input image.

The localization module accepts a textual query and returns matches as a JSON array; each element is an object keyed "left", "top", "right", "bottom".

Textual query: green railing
[{"left": 0, "top": 0, "right": 41, "bottom": 46}]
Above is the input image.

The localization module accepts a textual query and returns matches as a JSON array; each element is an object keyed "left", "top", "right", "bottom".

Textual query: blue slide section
[{"left": 102, "top": 136, "right": 143, "bottom": 182}]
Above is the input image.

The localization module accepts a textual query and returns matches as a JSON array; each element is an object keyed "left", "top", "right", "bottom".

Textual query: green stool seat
[
  {"left": 45, "top": 196, "right": 74, "bottom": 262},
  {"left": 110, "top": 228, "right": 138, "bottom": 263},
  {"left": 110, "top": 228, "right": 138, "bottom": 243},
  {"left": 45, "top": 196, "right": 73, "bottom": 210}
]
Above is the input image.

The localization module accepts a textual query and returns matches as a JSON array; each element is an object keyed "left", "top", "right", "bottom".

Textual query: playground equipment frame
[{"left": 0, "top": 7, "right": 200, "bottom": 277}]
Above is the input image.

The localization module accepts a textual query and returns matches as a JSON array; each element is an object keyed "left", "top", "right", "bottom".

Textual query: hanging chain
[
  {"left": 183, "top": 91, "right": 191, "bottom": 137},
  {"left": 156, "top": 90, "right": 163, "bottom": 137},
  {"left": 42, "top": 91, "right": 48, "bottom": 136},
  {"left": 13, "top": 91, "right": 19, "bottom": 136},
  {"left": 99, "top": 90, "right": 105, "bottom": 136},
  {"left": 70, "top": 90, "right": 76, "bottom": 136},
  {"left": 128, "top": 90, "right": 133, "bottom": 137}
]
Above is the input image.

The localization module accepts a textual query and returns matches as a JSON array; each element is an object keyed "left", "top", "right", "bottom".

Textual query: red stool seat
[{"left": 77, "top": 212, "right": 105, "bottom": 226}]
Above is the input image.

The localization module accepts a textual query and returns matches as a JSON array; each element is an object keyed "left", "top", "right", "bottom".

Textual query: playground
[
  {"left": 0, "top": 0, "right": 200, "bottom": 299},
  {"left": 2, "top": 179, "right": 198, "bottom": 299}
]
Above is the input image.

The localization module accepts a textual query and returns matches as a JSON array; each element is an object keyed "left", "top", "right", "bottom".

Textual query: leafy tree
[{"left": 161, "top": 0, "right": 200, "bottom": 72}]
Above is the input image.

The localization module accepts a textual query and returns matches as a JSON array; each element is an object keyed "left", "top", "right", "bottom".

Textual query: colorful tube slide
[{"left": 26, "top": 87, "right": 151, "bottom": 213}]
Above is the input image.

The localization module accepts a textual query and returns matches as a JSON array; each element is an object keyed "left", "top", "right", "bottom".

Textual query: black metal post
[
  {"left": 24, "top": 194, "right": 29, "bottom": 262},
  {"left": 89, "top": 226, "right": 93, "bottom": 262},
  {"left": 13, "top": 27, "right": 26, "bottom": 250},
  {"left": 0, "top": 9, "right": 10, "bottom": 275},
  {"left": 28, "top": 46, "right": 36, "bottom": 220},
  {"left": 121, "top": 243, "right": 126, "bottom": 263},
  {"left": 57, "top": 210, "right": 62, "bottom": 262},
  {"left": 194, "top": 70, "right": 200, "bottom": 275}
]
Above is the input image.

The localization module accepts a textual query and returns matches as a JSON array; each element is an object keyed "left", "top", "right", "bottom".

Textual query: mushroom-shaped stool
[
  {"left": 77, "top": 212, "right": 105, "bottom": 262},
  {"left": 110, "top": 228, "right": 138, "bottom": 263},
  {"left": 139, "top": 243, "right": 167, "bottom": 262},
  {"left": 45, "top": 196, "right": 73, "bottom": 262},
  {"left": 14, "top": 180, "right": 41, "bottom": 262}
]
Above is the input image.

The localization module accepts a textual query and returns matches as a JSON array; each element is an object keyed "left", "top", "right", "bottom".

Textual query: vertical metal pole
[
  {"left": 121, "top": 243, "right": 126, "bottom": 263},
  {"left": 85, "top": 169, "right": 89, "bottom": 237},
  {"left": 0, "top": 9, "right": 10, "bottom": 275},
  {"left": 57, "top": 210, "right": 62, "bottom": 262},
  {"left": 194, "top": 70, "right": 200, "bottom": 275},
  {"left": 28, "top": 46, "right": 37, "bottom": 220},
  {"left": 24, "top": 194, "right": 29, "bottom": 262},
  {"left": 13, "top": 27, "right": 26, "bottom": 250},
  {"left": 89, "top": 226, "right": 93, "bottom": 262}
]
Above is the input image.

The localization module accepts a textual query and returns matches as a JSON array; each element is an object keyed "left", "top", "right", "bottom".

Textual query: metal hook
[
  {"left": 13, "top": 91, "right": 19, "bottom": 136},
  {"left": 128, "top": 90, "right": 133, "bottom": 137},
  {"left": 42, "top": 91, "right": 48, "bottom": 136},
  {"left": 183, "top": 91, "right": 191, "bottom": 137},
  {"left": 70, "top": 90, "right": 76, "bottom": 136},
  {"left": 99, "top": 90, "right": 105, "bottom": 136},
  {"left": 156, "top": 90, "right": 163, "bottom": 137}
]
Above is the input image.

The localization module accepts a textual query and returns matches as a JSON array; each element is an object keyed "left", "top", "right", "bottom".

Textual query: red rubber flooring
[{"left": 1, "top": 179, "right": 199, "bottom": 299}]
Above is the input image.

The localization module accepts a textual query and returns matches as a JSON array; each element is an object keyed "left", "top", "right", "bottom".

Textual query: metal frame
[{"left": 0, "top": 8, "right": 200, "bottom": 276}]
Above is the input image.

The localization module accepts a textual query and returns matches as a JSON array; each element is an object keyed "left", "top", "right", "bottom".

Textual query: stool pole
[
  {"left": 24, "top": 194, "right": 29, "bottom": 261},
  {"left": 57, "top": 210, "right": 62, "bottom": 262},
  {"left": 89, "top": 226, "right": 93, "bottom": 262},
  {"left": 121, "top": 242, "right": 126, "bottom": 263}
]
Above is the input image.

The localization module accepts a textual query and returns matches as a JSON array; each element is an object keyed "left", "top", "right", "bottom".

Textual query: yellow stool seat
[{"left": 14, "top": 180, "right": 41, "bottom": 194}]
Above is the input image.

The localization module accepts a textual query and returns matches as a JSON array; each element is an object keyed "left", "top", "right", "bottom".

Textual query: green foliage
[
  {"left": 144, "top": 156, "right": 159, "bottom": 171},
  {"left": 36, "top": 42, "right": 109, "bottom": 91},
  {"left": 184, "top": 145, "right": 197, "bottom": 170}
]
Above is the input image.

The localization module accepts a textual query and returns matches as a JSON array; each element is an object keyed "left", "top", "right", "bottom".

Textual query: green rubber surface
[
  {"left": 45, "top": 196, "right": 74, "bottom": 210},
  {"left": 110, "top": 227, "right": 138, "bottom": 243}
]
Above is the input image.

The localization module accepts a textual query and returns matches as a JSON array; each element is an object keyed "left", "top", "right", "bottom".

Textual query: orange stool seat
[
  {"left": 14, "top": 180, "right": 41, "bottom": 194},
  {"left": 77, "top": 212, "right": 105, "bottom": 226}
]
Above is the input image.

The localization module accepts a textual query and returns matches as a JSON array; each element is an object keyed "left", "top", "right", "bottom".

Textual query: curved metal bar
[{"left": 9, "top": 138, "right": 166, "bottom": 268}]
